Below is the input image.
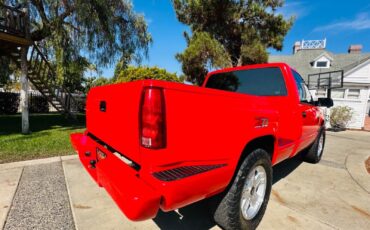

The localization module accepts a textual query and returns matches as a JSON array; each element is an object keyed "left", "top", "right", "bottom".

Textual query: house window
[
  {"left": 347, "top": 89, "right": 360, "bottom": 99},
  {"left": 331, "top": 89, "right": 345, "bottom": 99},
  {"left": 316, "top": 61, "right": 328, "bottom": 68}
]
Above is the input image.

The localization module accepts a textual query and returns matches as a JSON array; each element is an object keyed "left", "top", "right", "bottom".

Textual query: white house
[{"left": 269, "top": 39, "right": 370, "bottom": 130}]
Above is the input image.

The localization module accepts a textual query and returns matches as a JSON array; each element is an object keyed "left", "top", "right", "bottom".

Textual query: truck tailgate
[{"left": 86, "top": 81, "right": 144, "bottom": 163}]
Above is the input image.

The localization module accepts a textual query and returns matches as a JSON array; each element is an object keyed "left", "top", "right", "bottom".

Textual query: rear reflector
[{"left": 140, "top": 87, "right": 166, "bottom": 149}]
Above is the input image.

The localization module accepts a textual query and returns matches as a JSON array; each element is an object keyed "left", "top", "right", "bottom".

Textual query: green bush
[
  {"left": 0, "top": 92, "right": 19, "bottom": 114},
  {"left": 29, "top": 94, "right": 49, "bottom": 113},
  {"left": 330, "top": 106, "right": 353, "bottom": 129},
  {"left": 92, "top": 77, "right": 111, "bottom": 87},
  {"left": 113, "top": 66, "right": 182, "bottom": 83}
]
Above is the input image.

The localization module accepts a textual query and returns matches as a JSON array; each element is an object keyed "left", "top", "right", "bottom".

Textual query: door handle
[{"left": 302, "top": 111, "right": 307, "bottom": 118}]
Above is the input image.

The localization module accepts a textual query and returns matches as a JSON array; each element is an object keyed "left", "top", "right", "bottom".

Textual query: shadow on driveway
[{"left": 152, "top": 156, "right": 303, "bottom": 230}]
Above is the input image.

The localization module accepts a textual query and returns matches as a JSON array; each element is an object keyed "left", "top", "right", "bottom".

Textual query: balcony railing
[{"left": 0, "top": 4, "right": 28, "bottom": 37}]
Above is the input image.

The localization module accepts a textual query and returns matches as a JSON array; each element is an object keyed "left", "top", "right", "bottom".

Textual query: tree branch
[
  {"left": 31, "top": 26, "right": 51, "bottom": 41},
  {"left": 64, "top": 22, "right": 80, "bottom": 33},
  {"left": 30, "top": 0, "right": 49, "bottom": 24},
  {"left": 59, "top": 3, "right": 75, "bottom": 20}
]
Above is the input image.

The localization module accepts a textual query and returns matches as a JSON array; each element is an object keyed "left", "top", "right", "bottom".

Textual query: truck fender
[{"left": 224, "top": 135, "right": 276, "bottom": 191}]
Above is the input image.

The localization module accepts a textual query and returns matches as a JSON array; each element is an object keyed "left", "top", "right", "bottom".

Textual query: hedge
[
  {"left": 29, "top": 94, "right": 49, "bottom": 113},
  {"left": 0, "top": 92, "right": 20, "bottom": 114},
  {"left": 0, "top": 92, "right": 49, "bottom": 114}
]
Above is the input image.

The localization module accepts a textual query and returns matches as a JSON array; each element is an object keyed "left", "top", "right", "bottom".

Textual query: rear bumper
[
  {"left": 70, "top": 132, "right": 232, "bottom": 221},
  {"left": 70, "top": 133, "right": 161, "bottom": 221}
]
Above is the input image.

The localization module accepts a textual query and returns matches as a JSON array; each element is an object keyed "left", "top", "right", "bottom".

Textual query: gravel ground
[{"left": 3, "top": 162, "right": 74, "bottom": 230}]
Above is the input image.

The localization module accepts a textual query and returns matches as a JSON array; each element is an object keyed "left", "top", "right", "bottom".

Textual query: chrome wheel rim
[
  {"left": 317, "top": 133, "right": 324, "bottom": 157},
  {"left": 240, "top": 165, "right": 267, "bottom": 220}
]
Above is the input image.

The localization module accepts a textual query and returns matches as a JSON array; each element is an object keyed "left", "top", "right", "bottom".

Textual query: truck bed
[{"left": 86, "top": 80, "right": 279, "bottom": 170}]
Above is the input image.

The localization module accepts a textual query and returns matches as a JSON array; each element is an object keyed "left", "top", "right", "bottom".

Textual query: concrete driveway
[{"left": 0, "top": 131, "right": 369, "bottom": 230}]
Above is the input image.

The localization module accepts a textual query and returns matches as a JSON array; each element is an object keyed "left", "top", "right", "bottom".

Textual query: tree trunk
[{"left": 20, "top": 46, "right": 29, "bottom": 134}]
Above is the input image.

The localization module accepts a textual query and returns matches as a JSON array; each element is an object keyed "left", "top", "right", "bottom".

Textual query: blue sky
[{"left": 100, "top": 0, "right": 370, "bottom": 78}]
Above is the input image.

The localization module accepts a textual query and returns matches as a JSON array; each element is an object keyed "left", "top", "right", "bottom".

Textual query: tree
[
  {"left": 173, "top": 0, "right": 294, "bottom": 85},
  {"left": 83, "top": 76, "right": 111, "bottom": 93},
  {"left": 62, "top": 56, "right": 91, "bottom": 93},
  {"left": 113, "top": 53, "right": 134, "bottom": 79},
  {"left": 176, "top": 32, "right": 232, "bottom": 85},
  {"left": 113, "top": 66, "right": 181, "bottom": 83},
  {"left": 20, "top": 46, "right": 29, "bottom": 134},
  {"left": 0, "top": 57, "right": 11, "bottom": 87},
  {"left": 2, "top": 0, "right": 151, "bottom": 134},
  {"left": 3, "top": 0, "right": 152, "bottom": 89},
  {"left": 92, "top": 76, "right": 111, "bottom": 86},
  {"left": 84, "top": 66, "right": 181, "bottom": 92},
  {"left": 1, "top": 62, "right": 22, "bottom": 92}
]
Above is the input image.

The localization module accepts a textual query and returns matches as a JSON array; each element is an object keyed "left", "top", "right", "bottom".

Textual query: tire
[
  {"left": 213, "top": 149, "right": 272, "bottom": 230},
  {"left": 303, "top": 128, "right": 325, "bottom": 163}
]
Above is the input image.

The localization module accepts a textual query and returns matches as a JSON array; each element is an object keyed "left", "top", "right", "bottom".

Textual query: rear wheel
[
  {"left": 213, "top": 149, "right": 272, "bottom": 230},
  {"left": 303, "top": 128, "right": 325, "bottom": 163}
]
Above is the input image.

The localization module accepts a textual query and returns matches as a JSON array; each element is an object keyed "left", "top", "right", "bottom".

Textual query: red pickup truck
[{"left": 70, "top": 63, "right": 333, "bottom": 229}]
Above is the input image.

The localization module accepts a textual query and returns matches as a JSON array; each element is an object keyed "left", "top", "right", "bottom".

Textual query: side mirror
[{"left": 316, "top": 98, "right": 334, "bottom": 108}]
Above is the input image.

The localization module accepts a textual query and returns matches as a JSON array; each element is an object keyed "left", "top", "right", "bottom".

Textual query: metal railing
[
  {"left": 0, "top": 3, "right": 28, "bottom": 37},
  {"left": 28, "top": 44, "right": 84, "bottom": 114}
]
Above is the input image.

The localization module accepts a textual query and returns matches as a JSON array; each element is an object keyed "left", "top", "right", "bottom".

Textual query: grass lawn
[{"left": 0, "top": 113, "right": 85, "bottom": 163}]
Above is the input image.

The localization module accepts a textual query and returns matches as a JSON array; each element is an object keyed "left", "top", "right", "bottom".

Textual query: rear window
[{"left": 205, "top": 67, "right": 287, "bottom": 96}]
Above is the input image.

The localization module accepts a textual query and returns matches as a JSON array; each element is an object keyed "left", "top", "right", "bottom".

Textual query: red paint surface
[{"left": 70, "top": 63, "right": 324, "bottom": 221}]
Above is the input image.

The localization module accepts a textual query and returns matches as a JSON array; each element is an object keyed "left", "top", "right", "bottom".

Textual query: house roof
[
  {"left": 269, "top": 49, "right": 370, "bottom": 81},
  {"left": 312, "top": 52, "right": 333, "bottom": 62}
]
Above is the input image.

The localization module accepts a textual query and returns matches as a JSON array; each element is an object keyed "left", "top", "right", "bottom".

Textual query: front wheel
[
  {"left": 213, "top": 149, "right": 272, "bottom": 230},
  {"left": 303, "top": 128, "right": 325, "bottom": 163}
]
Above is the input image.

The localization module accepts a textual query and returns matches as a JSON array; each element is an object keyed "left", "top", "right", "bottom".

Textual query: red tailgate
[{"left": 86, "top": 81, "right": 143, "bottom": 164}]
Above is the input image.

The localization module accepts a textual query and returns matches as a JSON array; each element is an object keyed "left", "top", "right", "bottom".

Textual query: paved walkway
[
  {"left": 4, "top": 162, "right": 74, "bottom": 230},
  {"left": 0, "top": 131, "right": 369, "bottom": 230}
]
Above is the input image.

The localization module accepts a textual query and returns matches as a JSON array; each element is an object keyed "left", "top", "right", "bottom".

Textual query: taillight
[{"left": 140, "top": 87, "right": 166, "bottom": 149}]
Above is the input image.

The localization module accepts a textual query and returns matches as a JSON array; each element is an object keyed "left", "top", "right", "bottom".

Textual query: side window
[
  {"left": 292, "top": 70, "right": 312, "bottom": 103},
  {"left": 293, "top": 71, "right": 305, "bottom": 101},
  {"left": 303, "top": 84, "right": 313, "bottom": 102}
]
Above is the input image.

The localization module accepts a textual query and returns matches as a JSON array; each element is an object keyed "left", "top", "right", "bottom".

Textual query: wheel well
[
  {"left": 222, "top": 135, "right": 275, "bottom": 192},
  {"left": 240, "top": 135, "right": 275, "bottom": 162}
]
